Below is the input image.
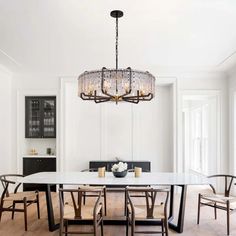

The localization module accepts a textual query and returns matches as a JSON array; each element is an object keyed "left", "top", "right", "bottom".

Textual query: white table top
[{"left": 20, "top": 172, "right": 210, "bottom": 186}]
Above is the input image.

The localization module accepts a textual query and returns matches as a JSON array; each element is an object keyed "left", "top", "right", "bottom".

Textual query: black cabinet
[
  {"left": 89, "top": 161, "right": 151, "bottom": 172},
  {"left": 25, "top": 96, "right": 56, "bottom": 138},
  {"left": 23, "top": 157, "right": 56, "bottom": 191}
]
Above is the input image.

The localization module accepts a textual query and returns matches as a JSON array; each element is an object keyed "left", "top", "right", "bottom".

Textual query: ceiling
[{"left": 1, "top": 0, "right": 236, "bottom": 75}]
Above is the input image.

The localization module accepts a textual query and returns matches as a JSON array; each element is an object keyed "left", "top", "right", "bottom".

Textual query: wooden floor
[{"left": 0, "top": 186, "right": 236, "bottom": 236}]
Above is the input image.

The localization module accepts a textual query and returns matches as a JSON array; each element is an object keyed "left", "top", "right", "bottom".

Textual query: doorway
[{"left": 182, "top": 93, "right": 220, "bottom": 175}]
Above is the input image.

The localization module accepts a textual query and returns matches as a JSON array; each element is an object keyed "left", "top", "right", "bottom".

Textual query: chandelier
[{"left": 78, "top": 10, "right": 156, "bottom": 104}]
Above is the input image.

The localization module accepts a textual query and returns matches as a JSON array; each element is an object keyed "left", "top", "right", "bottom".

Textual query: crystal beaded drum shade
[
  {"left": 78, "top": 10, "right": 156, "bottom": 104},
  {"left": 78, "top": 68, "right": 155, "bottom": 103}
]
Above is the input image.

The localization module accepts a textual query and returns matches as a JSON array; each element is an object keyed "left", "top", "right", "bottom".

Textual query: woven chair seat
[
  {"left": 128, "top": 204, "right": 165, "bottom": 219},
  {"left": 201, "top": 193, "right": 236, "bottom": 204},
  {"left": 3, "top": 191, "right": 38, "bottom": 202},
  {"left": 79, "top": 185, "right": 105, "bottom": 191},
  {"left": 63, "top": 203, "right": 102, "bottom": 220}
]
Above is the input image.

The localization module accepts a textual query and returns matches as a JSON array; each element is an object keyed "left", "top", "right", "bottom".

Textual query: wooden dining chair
[
  {"left": 59, "top": 186, "right": 104, "bottom": 236},
  {"left": 125, "top": 186, "right": 169, "bottom": 236},
  {"left": 81, "top": 168, "right": 107, "bottom": 215},
  {"left": 197, "top": 174, "right": 236, "bottom": 235},
  {"left": 0, "top": 174, "right": 40, "bottom": 231},
  {"left": 124, "top": 169, "right": 151, "bottom": 216}
]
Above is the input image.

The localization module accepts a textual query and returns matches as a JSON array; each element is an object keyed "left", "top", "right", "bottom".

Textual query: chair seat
[
  {"left": 3, "top": 191, "right": 38, "bottom": 202},
  {"left": 128, "top": 204, "right": 165, "bottom": 219},
  {"left": 79, "top": 185, "right": 105, "bottom": 190},
  {"left": 63, "top": 204, "right": 102, "bottom": 220},
  {"left": 201, "top": 193, "right": 236, "bottom": 204},
  {"left": 80, "top": 186, "right": 105, "bottom": 198}
]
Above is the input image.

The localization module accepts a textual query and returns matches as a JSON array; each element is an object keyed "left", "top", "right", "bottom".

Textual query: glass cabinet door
[
  {"left": 25, "top": 96, "right": 56, "bottom": 138},
  {"left": 42, "top": 98, "right": 56, "bottom": 138},
  {"left": 26, "top": 98, "right": 41, "bottom": 138}
]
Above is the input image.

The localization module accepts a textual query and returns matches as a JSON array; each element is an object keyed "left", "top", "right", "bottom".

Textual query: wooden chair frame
[
  {"left": 0, "top": 174, "right": 40, "bottom": 231},
  {"left": 59, "top": 187, "right": 104, "bottom": 236},
  {"left": 197, "top": 174, "right": 236, "bottom": 235},
  {"left": 123, "top": 169, "right": 150, "bottom": 215},
  {"left": 126, "top": 187, "right": 169, "bottom": 236},
  {"left": 81, "top": 168, "right": 107, "bottom": 215}
]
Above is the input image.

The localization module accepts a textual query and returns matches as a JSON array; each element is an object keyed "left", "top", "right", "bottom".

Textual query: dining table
[{"left": 19, "top": 171, "right": 210, "bottom": 233}]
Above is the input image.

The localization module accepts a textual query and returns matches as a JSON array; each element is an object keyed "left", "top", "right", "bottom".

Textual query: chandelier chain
[{"left": 116, "top": 17, "right": 118, "bottom": 71}]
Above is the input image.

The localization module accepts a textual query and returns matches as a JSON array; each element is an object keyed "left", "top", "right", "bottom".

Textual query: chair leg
[
  {"left": 83, "top": 193, "right": 86, "bottom": 205},
  {"left": 214, "top": 203, "right": 217, "bottom": 220},
  {"left": 227, "top": 201, "right": 230, "bottom": 236},
  {"left": 100, "top": 217, "right": 104, "bottom": 236},
  {"left": 131, "top": 220, "right": 135, "bottom": 236},
  {"left": 23, "top": 198, "right": 28, "bottom": 231},
  {"left": 36, "top": 194, "right": 40, "bottom": 219},
  {"left": 161, "top": 219, "right": 164, "bottom": 236},
  {"left": 126, "top": 215, "right": 129, "bottom": 236},
  {"left": 0, "top": 200, "right": 4, "bottom": 222},
  {"left": 94, "top": 220, "right": 97, "bottom": 236},
  {"left": 65, "top": 220, "right": 68, "bottom": 236},
  {"left": 164, "top": 217, "right": 169, "bottom": 236},
  {"left": 103, "top": 188, "right": 107, "bottom": 216},
  {"left": 12, "top": 201, "right": 16, "bottom": 220},
  {"left": 124, "top": 190, "right": 127, "bottom": 216},
  {"left": 197, "top": 194, "right": 201, "bottom": 224},
  {"left": 59, "top": 219, "right": 63, "bottom": 236}
]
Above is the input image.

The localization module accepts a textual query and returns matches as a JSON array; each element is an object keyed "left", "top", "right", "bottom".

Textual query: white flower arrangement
[{"left": 111, "top": 162, "right": 128, "bottom": 172}]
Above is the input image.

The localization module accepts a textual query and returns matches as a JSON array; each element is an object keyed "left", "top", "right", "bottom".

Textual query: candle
[
  {"left": 134, "top": 167, "right": 142, "bottom": 177},
  {"left": 98, "top": 167, "right": 106, "bottom": 177}
]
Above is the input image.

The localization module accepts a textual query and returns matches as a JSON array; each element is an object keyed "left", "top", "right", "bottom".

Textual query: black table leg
[
  {"left": 168, "top": 185, "right": 175, "bottom": 221},
  {"left": 45, "top": 184, "right": 60, "bottom": 231},
  {"left": 168, "top": 185, "right": 187, "bottom": 233}
]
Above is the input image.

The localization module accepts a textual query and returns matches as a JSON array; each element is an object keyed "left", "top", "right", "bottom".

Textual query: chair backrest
[
  {"left": 59, "top": 187, "right": 103, "bottom": 219},
  {"left": 0, "top": 174, "right": 24, "bottom": 198},
  {"left": 208, "top": 174, "right": 236, "bottom": 197},
  {"left": 126, "top": 186, "right": 169, "bottom": 219}
]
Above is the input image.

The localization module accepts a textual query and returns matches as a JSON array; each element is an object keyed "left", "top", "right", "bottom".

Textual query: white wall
[
  {"left": 4, "top": 71, "right": 229, "bottom": 177},
  {"left": 0, "top": 72, "right": 60, "bottom": 194},
  {"left": 0, "top": 66, "right": 12, "bottom": 192},
  {"left": 61, "top": 78, "right": 173, "bottom": 172},
  {"left": 10, "top": 74, "right": 60, "bottom": 173},
  {"left": 132, "top": 85, "right": 173, "bottom": 171}
]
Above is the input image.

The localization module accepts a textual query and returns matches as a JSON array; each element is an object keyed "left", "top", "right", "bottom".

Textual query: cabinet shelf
[{"left": 25, "top": 96, "right": 56, "bottom": 138}]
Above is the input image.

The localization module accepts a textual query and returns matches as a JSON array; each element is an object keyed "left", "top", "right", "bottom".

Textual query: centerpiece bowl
[
  {"left": 112, "top": 170, "right": 127, "bottom": 178},
  {"left": 111, "top": 162, "right": 128, "bottom": 178}
]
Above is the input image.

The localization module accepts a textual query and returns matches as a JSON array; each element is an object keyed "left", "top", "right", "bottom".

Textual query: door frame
[{"left": 177, "top": 90, "right": 221, "bottom": 175}]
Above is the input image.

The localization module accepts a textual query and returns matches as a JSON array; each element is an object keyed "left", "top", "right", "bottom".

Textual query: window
[{"left": 190, "top": 104, "right": 209, "bottom": 174}]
